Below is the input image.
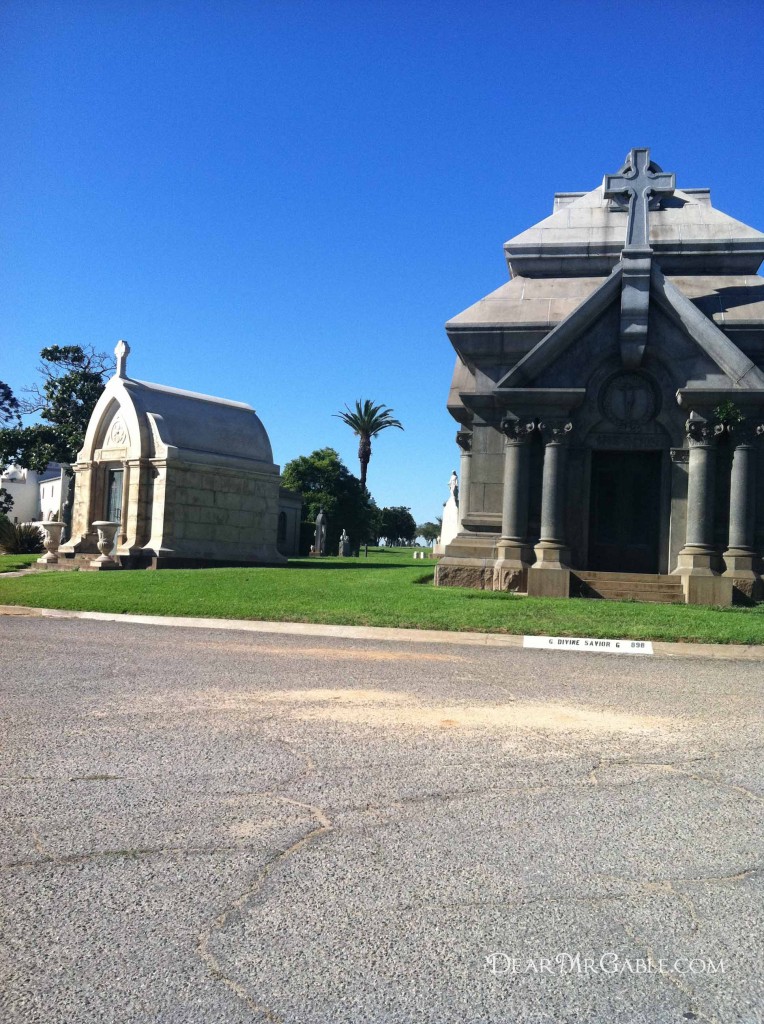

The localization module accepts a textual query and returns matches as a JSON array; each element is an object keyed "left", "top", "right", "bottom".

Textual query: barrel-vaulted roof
[{"left": 79, "top": 343, "right": 276, "bottom": 471}]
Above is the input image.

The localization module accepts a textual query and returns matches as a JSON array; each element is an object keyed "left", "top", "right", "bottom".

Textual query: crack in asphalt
[
  {"left": 340, "top": 759, "right": 763, "bottom": 818},
  {"left": 3, "top": 694, "right": 761, "bottom": 1021},
  {"left": 195, "top": 793, "right": 333, "bottom": 1023},
  {"left": 193, "top": 727, "right": 334, "bottom": 1023}
]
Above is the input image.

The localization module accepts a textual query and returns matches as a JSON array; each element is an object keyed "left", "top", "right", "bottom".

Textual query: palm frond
[{"left": 333, "top": 398, "right": 403, "bottom": 437}]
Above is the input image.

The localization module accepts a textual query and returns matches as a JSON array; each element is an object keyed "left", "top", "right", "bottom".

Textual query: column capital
[
  {"left": 538, "top": 418, "right": 573, "bottom": 444},
  {"left": 455, "top": 429, "right": 472, "bottom": 452},
  {"left": 685, "top": 414, "right": 723, "bottom": 447},
  {"left": 725, "top": 419, "right": 764, "bottom": 448},
  {"left": 500, "top": 415, "right": 536, "bottom": 443}
]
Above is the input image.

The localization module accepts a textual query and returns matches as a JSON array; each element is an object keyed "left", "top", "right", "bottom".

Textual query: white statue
[{"left": 448, "top": 470, "right": 459, "bottom": 502}]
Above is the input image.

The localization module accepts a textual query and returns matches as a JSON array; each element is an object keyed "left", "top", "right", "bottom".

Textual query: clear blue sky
[{"left": 2, "top": 0, "right": 763, "bottom": 523}]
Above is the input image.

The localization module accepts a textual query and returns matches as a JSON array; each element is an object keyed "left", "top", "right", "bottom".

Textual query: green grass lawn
[
  {"left": 0, "top": 554, "right": 41, "bottom": 573},
  {"left": 0, "top": 546, "right": 762, "bottom": 644}
]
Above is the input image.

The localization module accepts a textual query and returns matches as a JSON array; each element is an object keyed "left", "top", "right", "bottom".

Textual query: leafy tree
[
  {"left": 417, "top": 521, "right": 440, "bottom": 545},
  {"left": 0, "top": 382, "right": 21, "bottom": 515},
  {"left": 333, "top": 399, "right": 403, "bottom": 489},
  {"left": 0, "top": 345, "right": 113, "bottom": 472},
  {"left": 377, "top": 506, "right": 417, "bottom": 547},
  {"left": 0, "top": 489, "right": 13, "bottom": 517},
  {"left": 0, "top": 382, "right": 20, "bottom": 427},
  {"left": 281, "top": 448, "right": 376, "bottom": 552}
]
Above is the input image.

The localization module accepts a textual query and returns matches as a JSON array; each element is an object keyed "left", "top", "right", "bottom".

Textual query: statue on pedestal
[{"left": 314, "top": 509, "right": 327, "bottom": 556}]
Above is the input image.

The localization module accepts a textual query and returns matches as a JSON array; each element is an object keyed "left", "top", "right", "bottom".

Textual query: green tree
[
  {"left": 0, "top": 381, "right": 21, "bottom": 516},
  {"left": 0, "top": 489, "right": 13, "bottom": 517},
  {"left": 417, "top": 521, "right": 440, "bottom": 546},
  {"left": 0, "top": 345, "right": 113, "bottom": 472},
  {"left": 378, "top": 506, "right": 417, "bottom": 547},
  {"left": 333, "top": 399, "right": 403, "bottom": 489},
  {"left": 281, "top": 448, "right": 376, "bottom": 552},
  {"left": 0, "top": 382, "right": 20, "bottom": 427}
]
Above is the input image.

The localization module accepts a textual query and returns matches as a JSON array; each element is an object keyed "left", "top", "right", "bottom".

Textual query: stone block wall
[
  {"left": 157, "top": 461, "right": 282, "bottom": 563},
  {"left": 465, "top": 423, "right": 504, "bottom": 518}
]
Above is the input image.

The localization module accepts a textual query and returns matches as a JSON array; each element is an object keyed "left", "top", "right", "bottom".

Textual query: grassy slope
[{"left": 0, "top": 548, "right": 762, "bottom": 644}]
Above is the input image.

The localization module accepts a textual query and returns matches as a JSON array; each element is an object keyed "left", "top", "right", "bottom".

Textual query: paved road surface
[{"left": 1, "top": 616, "right": 762, "bottom": 1023}]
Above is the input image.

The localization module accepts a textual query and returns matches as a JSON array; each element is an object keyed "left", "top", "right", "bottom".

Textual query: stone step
[
  {"left": 580, "top": 580, "right": 683, "bottom": 594},
  {"left": 580, "top": 589, "right": 684, "bottom": 604},
  {"left": 583, "top": 585, "right": 682, "bottom": 597},
  {"left": 32, "top": 552, "right": 104, "bottom": 571},
  {"left": 575, "top": 570, "right": 673, "bottom": 584},
  {"left": 572, "top": 570, "right": 684, "bottom": 604}
]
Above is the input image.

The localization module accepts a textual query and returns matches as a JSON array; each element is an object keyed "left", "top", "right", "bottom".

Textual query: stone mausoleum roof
[
  {"left": 448, "top": 187, "right": 764, "bottom": 334},
  {"left": 79, "top": 341, "right": 276, "bottom": 470},
  {"left": 446, "top": 156, "right": 764, "bottom": 417}
]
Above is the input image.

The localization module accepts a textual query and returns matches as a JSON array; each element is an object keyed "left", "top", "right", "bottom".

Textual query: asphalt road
[{"left": 1, "top": 615, "right": 762, "bottom": 1024}]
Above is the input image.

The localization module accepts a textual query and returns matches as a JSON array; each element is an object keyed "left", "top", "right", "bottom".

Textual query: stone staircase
[{"left": 572, "top": 570, "right": 685, "bottom": 604}]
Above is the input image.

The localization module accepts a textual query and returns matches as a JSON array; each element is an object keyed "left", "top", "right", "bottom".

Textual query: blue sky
[{"left": 2, "top": 0, "right": 763, "bottom": 522}]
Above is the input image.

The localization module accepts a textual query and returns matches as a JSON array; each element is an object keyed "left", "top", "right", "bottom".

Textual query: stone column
[
  {"left": 528, "top": 418, "right": 572, "bottom": 598},
  {"left": 455, "top": 429, "right": 472, "bottom": 527},
  {"left": 723, "top": 421, "right": 762, "bottom": 599},
  {"left": 675, "top": 415, "right": 720, "bottom": 573},
  {"left": 534, "top": 418, "right": 572, "bottom": 567},
  {"left": 124, "top": 458, "right": 150, "bottom": 554},
  {"left": 58, "top": 462, "right": 99, "bottom": 555},
  {"left": 144, "top": 459, "right": 171, "bottom": 560},
  {"left": 494, "top": 416, "right": 535, "bottom": 591},
  {"left": 118, "top": 459, "right": 130, "bottom": 549},
  {"left": 674, "top": 414, "right": 732, "bottom": 605}
]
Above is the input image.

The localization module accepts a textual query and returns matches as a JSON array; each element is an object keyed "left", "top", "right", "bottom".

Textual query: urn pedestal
[
  {"left": 36, "top": 522, "right": 66, "bottom": 565},
  {"left": 87, "top": 521, "right": 121, "bottom": 570}
]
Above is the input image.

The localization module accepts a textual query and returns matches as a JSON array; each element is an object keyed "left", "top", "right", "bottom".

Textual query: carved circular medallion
[
  {"left": 107, "top": 416, "right": 128, "bottom": 446},
  {"left": 599, "top": 372, "right": 659, "bottom": 429}
]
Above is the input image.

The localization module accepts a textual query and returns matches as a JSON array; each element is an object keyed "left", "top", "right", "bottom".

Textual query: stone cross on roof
[
  {"left": 115, "top": 339, "right": 130, "bottom": 379},
  {"left": 603, "top": 148, "right": 675, "bottom": 251}
]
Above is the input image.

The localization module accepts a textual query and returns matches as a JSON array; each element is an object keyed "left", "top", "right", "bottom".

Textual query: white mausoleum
[
  {"left": 60, "top": 342, "right": 287, "bottom": 568},
  {"left": 0, "top": 464, "right": 66, "bottom": 523}
]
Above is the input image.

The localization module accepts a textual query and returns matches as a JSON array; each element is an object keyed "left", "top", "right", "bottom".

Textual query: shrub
[{"left": 0, "top": 518, "right": 43, "bottom": 554}]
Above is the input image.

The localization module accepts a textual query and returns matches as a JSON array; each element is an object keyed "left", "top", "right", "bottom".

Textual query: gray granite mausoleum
[{"left": 437, "top": 149, "right": 764, "bottom": 605}]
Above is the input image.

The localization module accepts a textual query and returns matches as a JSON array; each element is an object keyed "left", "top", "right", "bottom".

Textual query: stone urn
[
  {"left": 90, "top": 521, "right": 121, "bottom": 569},
  {"left": 36, "top": 521, "right": 66, "bottom": 565}
]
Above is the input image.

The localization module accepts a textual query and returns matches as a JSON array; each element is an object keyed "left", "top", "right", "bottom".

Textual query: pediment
[{"left": 493, "top": 263, "right": 764, "bottom": 395}]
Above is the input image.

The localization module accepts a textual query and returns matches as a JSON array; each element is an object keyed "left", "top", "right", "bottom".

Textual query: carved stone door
[{"left": 587, "top": 451, "right": 661, "bottom": 573}]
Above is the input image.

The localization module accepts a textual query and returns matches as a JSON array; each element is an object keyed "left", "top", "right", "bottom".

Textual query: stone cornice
[
  {"left": 493, "top": 388, "right": 586, "bottom": 419},
  {"left": 676, "top": 388, "right": 764, "bottom": 417}
]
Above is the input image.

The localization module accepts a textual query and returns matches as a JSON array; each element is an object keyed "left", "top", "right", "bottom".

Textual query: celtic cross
[{"left": 603, "top": 148, "right": 675, "bottom": 251}]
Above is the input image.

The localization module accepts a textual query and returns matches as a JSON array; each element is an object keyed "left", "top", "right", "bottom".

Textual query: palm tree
[{"left": 334, "top": 399, "right": 403, "bottom": 489}]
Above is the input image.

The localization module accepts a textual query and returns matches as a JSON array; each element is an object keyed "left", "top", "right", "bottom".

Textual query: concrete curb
[{"left": 1, "top": 604, "right": 763, "bottom": 660}]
